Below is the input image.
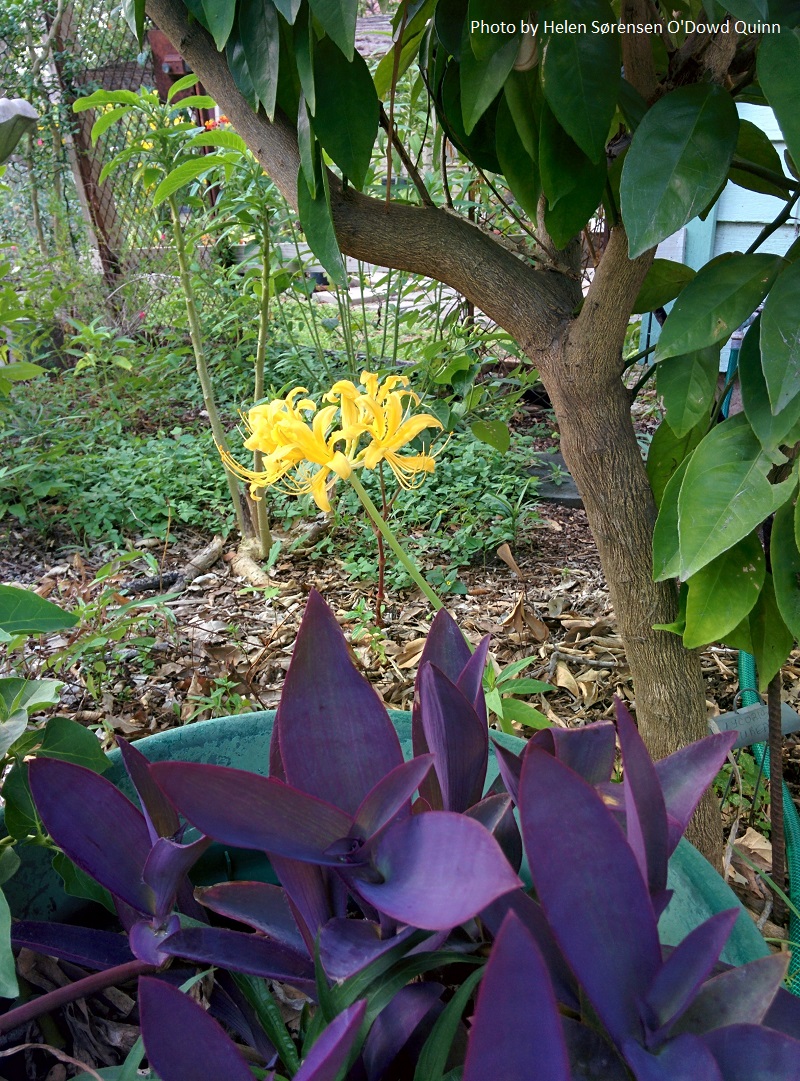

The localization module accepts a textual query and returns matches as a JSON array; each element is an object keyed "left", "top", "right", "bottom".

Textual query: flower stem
[
  {"left": 0, "top": 960, "right": 153, "bottom": 1036},
  {"left": 347, "top": 472, "right": 443, "bottom": 612},
  {"left": 252, "top": 225, "right": 274, "bottom": 557},
  {"left": 167, "top": 194, "right": 248, "bottom": 538}
]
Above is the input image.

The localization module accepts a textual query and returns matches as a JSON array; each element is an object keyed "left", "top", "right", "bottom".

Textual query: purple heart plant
[{"left": 3, "top": 590, "right": 800, "bottom": 1079}]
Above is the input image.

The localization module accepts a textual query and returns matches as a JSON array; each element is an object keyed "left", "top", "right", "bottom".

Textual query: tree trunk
[{"left": 534, "top": 229, "right": 720, "bottom": 861}]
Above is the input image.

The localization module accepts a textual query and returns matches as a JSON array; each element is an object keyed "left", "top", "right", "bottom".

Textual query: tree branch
[{"left": 145, "top": 0, "right": 579, "bottom": 348}]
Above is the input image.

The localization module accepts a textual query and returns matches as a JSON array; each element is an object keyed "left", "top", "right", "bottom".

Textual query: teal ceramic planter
[{"left": 3, "top": 710, "right": 768, "bottom": 968}]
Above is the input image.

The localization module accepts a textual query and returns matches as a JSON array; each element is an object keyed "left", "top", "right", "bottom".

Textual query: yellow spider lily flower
[{"left": 221, "top": 372, "right": 442, "bottom": 511}]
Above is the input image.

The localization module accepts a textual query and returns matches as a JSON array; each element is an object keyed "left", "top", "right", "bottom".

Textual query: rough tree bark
[{"left": 145, "top": 0, "right": 721, "bottom": 863}]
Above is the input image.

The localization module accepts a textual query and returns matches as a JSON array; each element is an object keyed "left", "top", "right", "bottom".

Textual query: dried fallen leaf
[
  {"left": 502, "top": 593, "right": 549, "bottom": 641},
  {"left": 554, "top": 662, "right": 580, "bottom": 697},
  {"left": 497, "top": 543, "right": 525, "bottom": 580}
]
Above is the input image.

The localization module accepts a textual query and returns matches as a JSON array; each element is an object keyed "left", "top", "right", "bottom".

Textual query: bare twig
[
  {"left": 378, "top": 105, "right": 434, "bottom": 209},
  {"left": 28, "top": 0, "right": 69, "bottom": 83}
]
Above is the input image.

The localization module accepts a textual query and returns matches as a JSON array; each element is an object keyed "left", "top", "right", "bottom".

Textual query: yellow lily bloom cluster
[{"left": 221, "top": 371, "right": 443, "bottom": 513}]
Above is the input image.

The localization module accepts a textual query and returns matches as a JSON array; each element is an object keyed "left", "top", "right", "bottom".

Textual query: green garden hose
[{"left": 738, "top": 650, "right": 800, "bottom": 993}]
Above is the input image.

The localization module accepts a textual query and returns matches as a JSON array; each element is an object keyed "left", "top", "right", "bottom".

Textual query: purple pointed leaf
[
  {"left": 412, "top": 609, "right": 472, "bottom": 810},
  {"left": 704, "top": 1023, "right": 800, "bottom": 1080},
  {"left": 615, "top": 700, "right": 669, "bottom": 897},
  {"left": 143, "top": 835, "right": 212, "bottom": 922},
  {"left": 352, "top": 755, "right": 434, "bottom": 843},
  {"left": 654, "top": 731, "right": 736, "bottom": 854},
  {"left": 419, "top": 663, "right": 488, "bottom": 812},
  {"left": 162, "top": 926, "right": 315, "bottom": 993},
  {"left": 651, "top": 888, "right": 674, "bottom": 921},
  {"left": 491, "top": 739, "right": 522, "bottom": 804},
  {"left": 151, "top": 762, "right": 352, "bottom": 862},
  {"left": 269, "top": 856, "right": 334, "bottom": 954},
  {"left": 196, "top": 881, "right": 307, "bottom": 953},
  {"left": 529, "top": 720, "right": 617, "bottom": 786},
  {"left": 463, "top": 912, "right": 570, "bottom": 1081},
  {"left": 465, "top": 794, "right": 522, "bottom": 872},
  {"left": 456, "top": 634, "right": 490, "bottom": 725},
  {"left": 29, "top": 757, "right": 154, "bottom": 915},
  {"left": 295, "top": 1000, "right": 367, "bottom": 1081},
  {"left": 117, "top": 737, "right": 180, "bottom": 842},
  {"left": 763, "top": 983, "right": 800, "bottom": 1037},
  {"left": 622, "top": 1033, "right": 723, "bottom": 1081},
  {"left": 139, "top": 975, "right": 254, "bottom": 1081},
  {"left": 519, "top": 748, "right": 661, "bottom": 1046},
  {"left": 277, "top": 591, "right": 403, "bottom": 814},
  {"left": 352, "top": 812, "right": 521, "bottom": 930},
  {"left": 674, "top": 953, "right": 789, "bottom": 1036},
  {"left": 363, "top": 983, "right": 443, "bottom": 1081},
  {"left": 416, "top": 607, "right": 473, "bottom": 680},
  {"left": 130, "top": 914, "right": 180, "bottom": 966},
  {"left": 318, "top": 920, "right": 418, "bottom": 982},
  {"left": 11, "top": 922, "right": 134, "bottom": 971},
  {"left": 643, "top": 908, "right": 739, "bottom": 1039},
  {"left": 562, "top": 1018, "right": 631, "bottom": 1080},
  {"left": 480, "top": 890, "right": 578, "bottom": 1010}
]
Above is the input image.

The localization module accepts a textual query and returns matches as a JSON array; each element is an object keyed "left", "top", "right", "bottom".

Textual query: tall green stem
[
  {"left": 167, "top": 194, "right": 248, "bottom": 537},
  {"left": 252, "top": 226, "right": 273, "bottom": 556},
  {"left": 347, "top": 472, "right": 443, "bottom": 611}
]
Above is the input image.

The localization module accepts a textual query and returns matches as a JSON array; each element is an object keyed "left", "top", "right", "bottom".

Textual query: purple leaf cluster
[{"left": 16, "top": 590, "right": 800, "bottom": 1080}]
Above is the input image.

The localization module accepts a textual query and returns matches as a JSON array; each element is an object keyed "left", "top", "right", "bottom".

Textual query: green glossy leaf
[
  {"left": 90, "top": 106, "right": 131, "bottom": 144},
  {"left": 294, "top": 12, "right": 316, "bottom": 114},
  {"left": 121, "top": 0, "right": 146, "bottom": 46},
  {"left": 39, "top": 715, "right": 109, "bottom": 773},
  {"left": 413, "top": 965, "right": 484, "bottom": 1081},
  {"left": 0, "top": 677, "right": 63, "bottom": 734},
  {"left": 0, "top": 585, "right": 77, "bottom": 635},
  {"left": 759, "top": 259, "right": 800, "bottom": 414},
  {"left": 720, "top": 0, "right": 768, "bottom": 19},
  {"left": 503, "top": 70, "right": 538, "bottom": 157},
  {"left": 497, "top": 677, "right": 555, "bottom": 694},
  {"left": 676, "top": 414, "right": 795, "bottom": 580},
  {"left": 297, "top": 97, "right": 316, "bottom": 196},
  {"left": 772, "top": 497, "right": 800, "bottom": 641},
  {"left": 240, "top": 0, "right": 280, "bottom": 119},
  {"left": 541, "top": 0, "right": 620, "bottom": 163},
  {"left": 500, "top": 698, "right": 551, "bottom": 729},
  {"left": 0, "top": 715, "right": 27, "bottom": 759},
  {"left": 308, "top": 0, "right": 357, "bottom": 60},
  {"left": 73, "top": 89, "right": 141, "bottom": 111},
  {"left": 273, "top": 0, "right": 302, "bottom": 20},
  {"left": 655, "top": 253, "right": 783, "bottom": 361},
  {"left": 182, "top": 130, "right": 248, "bottom": 153},
  {"left": 460, "top": 28, "right": 517, "bottom": 135},
  {"left": 297, "top": 164, "right": 346, "bottom": 287},
  {"left": 470, "top": 418, "right": 510, "bottom": 453},
  {"left": 749, "top": 574, "right": 794, "bottom": 689},
  {"left": 683, "top": 532, "right": 765, "bottom": 648},
  {"left": 730, "top": 119, "right": 789, "bottom": 200},
  {"left": 739, "top": 316, "right": 800, "bottom": 452},
  {"left": 53, "top": 851, "right": 116, "bottom": 913},
  {"left": 0, "top": 888, "right": 18, "bottom": 999},
  {"left": 0, "top": 361, "right": 45, "bottom": 386},
  {"left": 152, "top": 153, "right": 236, "bottom": 205},
  {"left": 171, "top": 94, "right": 217, "bottom": 111},
  {"left": 0, "top": 848, "right": 19, "bottom": 889},
  {"left": 1, "top": 763, "right": 37, "bottom": 841},
  {"left": 656, "top": 347, "right": 719, "bottom": 438},
  {"left": 758, "top": 31, "right": 800, "bottom": 180},
  {"left": 166, "top": 73, "right": 201, "bottom": 103},
  {"left": 540, "top": 105, "right": 606, "bottom": 248},
  {"left": 631, "top": 259, "right": 696, "bottom": 315},
  {"left": 201, "top": 0, "right": 236, "bottom": 49},
  {"left": 495, "top": 96, "right": 540, "bottom": 221},
  {"left": 439, "top": 61, "right": 502, "bottom": 173},
  {"left": 652, "top": 454, "right": 693, "bottom": 580},
  {"left": 226, "top": 32, "right": 259, "bottom": 111},
  {"left": 621, "top": 83, "right": 739, "bottom": 258},
  {"left": 312, "top": 37, "right": 378, "bottom": 189},
  {"left": 647, "top": 417, "right": 706, "bottom": 510},
  {"left": 435, "top": 0, "right": 469, "bottom": 58}
]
